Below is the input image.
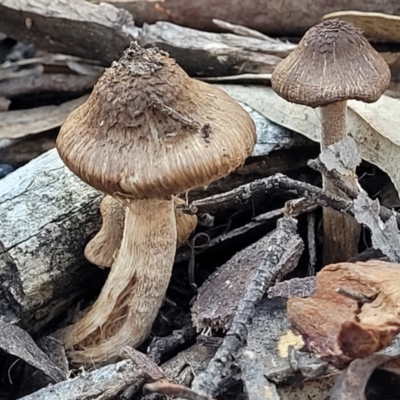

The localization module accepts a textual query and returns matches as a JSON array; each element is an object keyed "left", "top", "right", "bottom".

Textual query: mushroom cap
[
  {"left": 271, "top": 19, "right": 391, "bottom": 108},
  {"left": 56, "top": 43, "right": 256, "bottom": 199}
]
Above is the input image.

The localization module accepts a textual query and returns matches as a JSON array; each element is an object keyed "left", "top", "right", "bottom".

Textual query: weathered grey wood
[
  {"left": 0, "top": 149, "right": 103, "bottom": 332},
  {"left": 0, "top": 0, "right": 139, "bottom": 64},
  {"left": 19, "top": 359, "right": 143, "bottom": 400},
  {"left": 91, "top": 0, "right": 400, "bottom": 37},
  {"left": 0, "top": 96, "right": 88, "bottom": 140},
  {"left": 139, "top": 22, "right": 293, "bottom": 77},
  {"left": 241, "top": 298, "right": 335, "bottom": 400},
  {"left": 191, "top": 217, "right": 304, "bottom": 396}
]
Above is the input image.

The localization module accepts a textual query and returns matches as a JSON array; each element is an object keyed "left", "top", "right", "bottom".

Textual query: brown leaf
[
  {"left": 338, "top": 321, "right": 400, "bottom": 359},
  {"left": 288, "top": 260, "right": 400, "bottom": 367}
]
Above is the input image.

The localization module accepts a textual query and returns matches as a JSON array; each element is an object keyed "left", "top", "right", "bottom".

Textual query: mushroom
[
  {"left": 271, "top": 19, "right": 391, "bottom": 264},
  {"left": 85, "top": 196, "right": 197, "bottom": 268},
  {"left": 56, "top": 43, "right": 256, "bottom": 365}
]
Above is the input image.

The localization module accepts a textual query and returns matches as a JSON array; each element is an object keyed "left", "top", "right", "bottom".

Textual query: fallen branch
[
  {"left": 93, "top": 0, "right": 400, "bottom": 37},
  {"left": 187, "top": 173, "right": 400, "bottom": 227},
  {"left": 19, "top": 359, "right": 145, "bottom": 400},
  {"left": 0, "top": 0, "right": 138, "bottom": 64},
  {"left": 191, "top": 217, "right": 303, "bottom": 396}
]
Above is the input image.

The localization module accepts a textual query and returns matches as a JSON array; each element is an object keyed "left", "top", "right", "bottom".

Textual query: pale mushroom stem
[
  {"left": 64, "top": 197, "right": 177, "bottom": 365},
  {"left": 320, "top": 101, "right": 347, "bottom": 148},
  {"left": 320, "top": 100, "right": 360, "bottom": 265}
]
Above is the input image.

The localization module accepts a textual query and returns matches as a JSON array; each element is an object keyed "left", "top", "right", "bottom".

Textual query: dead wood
[
  {"left": 90, "top": 0, "right": 400, "bottom": 37},
  {"left": 122, "top": 344, "right": 216, "bottom": 400},
  {"left": 0, "top": 73, "right": 98, "bottom": 99},
  {"left": 139, "top": 22, "right": 292, "bottom": 76},
  {"left": 240, "top": 298, "right": 335, "bottom": 399},
  {"left": 0, "top": 149, "right": 104, "bottom": 333},
  {"left": 191, "top": 222, "right": 303, "bottom": 332},
  {"left": 187, "top": 173, "right": 400, "bottom": 227},
  {"left": 0, "top": 0, "right": 139, "bottom": 65},
  {"left": 191, "top": 217, "right": 303, "bottom": 397},
  {"left": 147, "top": 322, "right": 197, "bottom": 364},
  {"left": 0, "top": 133, "right": 55, "bottom": 168},
  {"left": 0, "top": 95, "right": 10, "bottom": 111},
  {"left": 0, "top": 323, "right": 66, "bottom": 383},
  {"left": 288, "top": 260, "right": 400, "bottom": 367},
  {"left": 268, "top": 277, "right": 317, "bottom": 299},
  {"left": 19, "top": 359, "right": 145, "bottom": 400},
  {"left": 0, "top": 96, "right": 88, "bottom": 140}
]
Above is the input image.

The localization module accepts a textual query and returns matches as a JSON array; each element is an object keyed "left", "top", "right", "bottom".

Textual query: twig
[
  {"left": 186, "top": 173, "right": 400, "bottom": 227},
  {"left": 307, "top": 212, "right": 317, "bottom": 276},
  {"left": 175, "top": 219, "right": 268, "bottom": 263},
  {"left": 212, "top": 19, "right": 273, "bottom": 41},
  {"left": 120, "top": 346, "right": 166, "bottom": 382},
  {"left": 335, "top": 287, "right": 376, "bottom": 304},
  {"left": 19, "top": 359, "right": 146, "bottom": 400},
  {"left": 145, "top": 382, "right": 215, "bottom": 400},
  {"left": 252, "top": 207, "right": 283, "bottom": 222},
  {"left": 149, "top": 93, "right": 201, "bottom": 130},
  {"left": 198, "top": 74, "right": 272, "bottom": 84},
  {"left": 307, "top": 158, "right": 359, "bottom": 199},
  {"left": 147, "top": 323, "right": 197, "bottom": 364},
  {"left": 191, "top": 217, "right": 303, "bottom": 396}
]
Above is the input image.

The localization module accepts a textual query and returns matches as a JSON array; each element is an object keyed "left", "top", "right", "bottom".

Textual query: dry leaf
[
  {"left": 288, "top": 260, "right": 400, "bottom": 367},
  {"left": 0, "top": 323, "right": 66, "bottom": 383},
  {"left": 220, "top": 85, "right": 400, "bottom": 196}
]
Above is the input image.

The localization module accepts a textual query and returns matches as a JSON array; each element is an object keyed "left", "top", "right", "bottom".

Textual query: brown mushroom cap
[
  {"left": 57, "top": 43, "right": 256, "bottom": 199},
  {"left": 271, "top": 19, "right": 391, "bottom": 108}
]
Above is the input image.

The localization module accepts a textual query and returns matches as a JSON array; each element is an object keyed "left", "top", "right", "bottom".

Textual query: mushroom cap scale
[
  {"left": 271, "top": 19, "right": 391, "bottom": 108},
  {"left": 57, "top": 44, "right": 256, "bottom": 199}
]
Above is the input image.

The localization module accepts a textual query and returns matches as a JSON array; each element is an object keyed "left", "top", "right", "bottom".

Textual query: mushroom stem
[
  {"left": 320, "top": 101, "right": 360, "bottom": 264},
  {"left": 320, "top": 101, "right": 347, "bottom": 148},
  {"left": 64, "top": 197, "right": 177, "bottom": 365}
]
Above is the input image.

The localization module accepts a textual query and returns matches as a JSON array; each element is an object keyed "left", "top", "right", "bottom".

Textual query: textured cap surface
[
  {"left": 271, "top": 19, "right": 391, "bottom": 107},
  {"left": 57, "top": 43, "right": 256, "bottom": 199}
]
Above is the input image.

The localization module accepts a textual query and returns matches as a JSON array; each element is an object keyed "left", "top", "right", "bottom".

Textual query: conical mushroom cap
[
  {"left": 57, "top": 44, "right": 256, "bottom": 199},
  {"left": 271, "top": 19, "right": 391, "bottom": 108}
]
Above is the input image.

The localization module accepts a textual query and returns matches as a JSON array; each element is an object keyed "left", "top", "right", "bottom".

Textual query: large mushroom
[
  {"left": 56, "top": 43, "right": 256, "bottom": 365},
  {"left": 271, "top": 19, "right": 391, "bottom": 264}
]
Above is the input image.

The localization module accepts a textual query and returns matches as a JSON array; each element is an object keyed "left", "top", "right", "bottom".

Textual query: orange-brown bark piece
[{"left": 288, "top": 260, "right": 400, "bottom": 367}]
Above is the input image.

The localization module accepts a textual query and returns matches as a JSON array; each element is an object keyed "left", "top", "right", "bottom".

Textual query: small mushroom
[
  {"left": 56, "top": 43, "right": 256, "bottom": 365},
  {"left": 85, "top": 196, "right": 197, "bottom": 268},
  {"left": 271, "top": 19, "right": 390, "bottom": 264}
]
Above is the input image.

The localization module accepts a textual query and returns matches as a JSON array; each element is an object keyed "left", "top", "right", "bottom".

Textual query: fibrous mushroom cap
[
  {"left": 271, "top": 19, "right": 391, "bottom": 108},
  {"left": 57, "top": 43, "right": 256, "bottom": 199}
]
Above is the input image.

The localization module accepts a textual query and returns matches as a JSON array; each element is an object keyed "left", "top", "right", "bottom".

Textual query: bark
[
  {"left": 93, "top": 0, "right": 400, "bottom": 37},
  {"left": 0, "top": 0, "right": 139, "bottom": 64},
  {"left": 191, "top": 217, "right": 304, "bottom": 396},
  {"left": 0, "top": 149, "right": 104, "bottom": 333},
  {"left": 139, "top": 22, "right": 292, "bottom": 77},
  {"left": 19, "top": 359, "right": 144, "bottom": 400}
]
